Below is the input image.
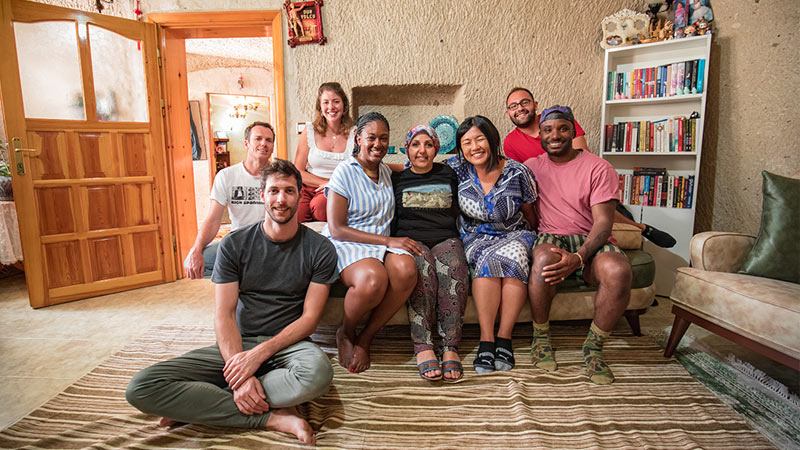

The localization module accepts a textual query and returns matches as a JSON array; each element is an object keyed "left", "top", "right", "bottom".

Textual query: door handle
[{"left": 11, "top": 137, "right": 37, "bottom": 176}]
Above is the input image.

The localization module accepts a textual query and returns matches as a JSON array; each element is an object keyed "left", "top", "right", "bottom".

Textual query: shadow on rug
[{"left": 0, "top": 324, "right": 775, "bottom": 449}]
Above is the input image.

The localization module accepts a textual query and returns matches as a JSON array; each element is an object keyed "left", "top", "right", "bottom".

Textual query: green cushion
[
  {"left": 739, "top": 171, "right": 800, "bottom": 283},
  {"left": 626, "top": 249, "right": 656, "bottom": 289},
  {"left": 328, "top": 249, "right": 655, "bottom": 296}
]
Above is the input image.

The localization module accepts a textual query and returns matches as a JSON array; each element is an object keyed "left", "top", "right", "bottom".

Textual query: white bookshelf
[{"left": 600, "top": 34, "right": 712, "bottom": 295}]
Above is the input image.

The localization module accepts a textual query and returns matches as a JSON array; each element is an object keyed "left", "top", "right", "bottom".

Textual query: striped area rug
[{"left": 0, "top": 324, "right": 774, "bottom": 449}]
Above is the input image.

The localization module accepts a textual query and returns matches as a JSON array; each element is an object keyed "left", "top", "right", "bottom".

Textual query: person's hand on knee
[
  {"left": 224, "top": 349, "right": 265, "bottom": 390},
  {"left": 541, "top": 247, "right": 581, "bottom": 285},
  {"left": 183, "top": 248, "right": 204, "bottom": 279},
  {"left": 233, "top": 376, "right": 269, "bottom": 415}
]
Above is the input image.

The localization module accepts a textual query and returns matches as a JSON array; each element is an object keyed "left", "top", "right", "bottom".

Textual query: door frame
[
  {"left": 0, "top": 0, "right": 176, "bottom": 307},
  {"left": 147, "top": 11, "right": 286, "bottom": 276}
]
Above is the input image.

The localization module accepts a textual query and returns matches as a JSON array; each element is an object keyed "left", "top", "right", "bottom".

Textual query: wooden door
[{"left": 0, "top": 0, "right": 176, "bottom": 308}]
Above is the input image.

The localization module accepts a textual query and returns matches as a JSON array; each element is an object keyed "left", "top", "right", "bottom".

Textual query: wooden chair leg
[
  {"left": 664, "top": 312, "right": 692, "bottom": 357},
  {"left": 623, "top": 309, "right": 644, "bottom": 336}
]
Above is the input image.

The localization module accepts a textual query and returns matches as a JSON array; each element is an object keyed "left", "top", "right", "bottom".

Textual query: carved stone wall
[{"left": 11, "top": 0, "right": 800, "bottom": 236}]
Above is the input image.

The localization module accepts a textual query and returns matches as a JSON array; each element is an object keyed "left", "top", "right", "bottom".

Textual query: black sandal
[{"left": 441, "top": 360, "right": 463, "bottom": 382}]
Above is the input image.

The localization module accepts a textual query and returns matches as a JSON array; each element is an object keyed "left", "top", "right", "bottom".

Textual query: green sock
[
  {"left": 583, "top": 322, "right": 614, "bottom": 385},
  {"left": 531, "top": 321, "right": 557, "bottom": 371}
]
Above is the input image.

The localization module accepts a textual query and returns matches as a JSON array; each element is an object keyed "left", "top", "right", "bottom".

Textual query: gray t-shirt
[{"left": 212, "top": 222, "right": 339, "bottom": 337}]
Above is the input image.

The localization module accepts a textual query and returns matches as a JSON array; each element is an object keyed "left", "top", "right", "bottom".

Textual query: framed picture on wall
[{"left": 284, "top": 0, "right": 327, "bottom": 48}]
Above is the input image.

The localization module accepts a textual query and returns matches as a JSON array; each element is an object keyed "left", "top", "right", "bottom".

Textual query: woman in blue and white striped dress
[{"left": 322, "top": 112, "right": 421, "bottom": 374}]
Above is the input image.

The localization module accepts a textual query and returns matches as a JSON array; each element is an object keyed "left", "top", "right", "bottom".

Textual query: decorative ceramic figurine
[
  {"left": 601, "top": 9, "right": 651, "bottom": 49},
  {"left": 694, "top": 17, "right": 711, "bottom": 35},
  {"left": 641, "top": 19, "right": 673, "bottom": 43},
  {"left": 658, "top": 20, "right": 674, "bottom": 40}
]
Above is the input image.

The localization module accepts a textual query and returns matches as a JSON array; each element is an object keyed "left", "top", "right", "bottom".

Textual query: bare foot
[
  {"left": 336, "top": 326, "right": 354, "bottom": 370},
  {"left": 266, "top": 406, "right": 315, "bottom": 445},
  {"left": 416, "top": 349, "right": 441, "bottom": 380},
  {"left": 349, "top": 342, "right": 371, "bottom": 373},
  {"left": 158, "top": 417, "right": 184, "bottom": 428},
  {"left": 442, "top": 350, "right": 463, "bottom": 381}
]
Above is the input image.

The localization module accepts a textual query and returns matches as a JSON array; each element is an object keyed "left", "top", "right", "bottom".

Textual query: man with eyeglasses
[
  {"left": 503, "top": 87, "right": 588, "bottom": 163},
  {"left": 502, "top": 88, "right": 676, "bottom": 249}
]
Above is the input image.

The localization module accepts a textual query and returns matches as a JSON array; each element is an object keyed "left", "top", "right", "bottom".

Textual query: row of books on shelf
[
  {"left": 607, "top": 59, "right": 705, "bottom": 100},
  {"left": 604, "top": 113, "right": 701, "bottom": 153},
  {"left": 617, "top": 168, "right": 695, "bottom": 208}
]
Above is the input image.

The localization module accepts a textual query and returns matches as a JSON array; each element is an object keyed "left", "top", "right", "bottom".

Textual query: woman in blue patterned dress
[
  {"left": 448, "top": 115, "right": 538, "bottom": 374},
  {"left": 322, "top": 112, "right": 420, "bottom": 374}
]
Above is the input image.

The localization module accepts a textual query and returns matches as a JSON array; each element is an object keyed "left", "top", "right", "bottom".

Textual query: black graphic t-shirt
[{"left": 391, "top": 163, "right": 460, "bottom": 248}]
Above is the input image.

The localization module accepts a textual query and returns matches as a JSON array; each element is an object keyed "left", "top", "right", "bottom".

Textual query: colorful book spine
[
  {"left": 624, "top": 174, "right": 632, "bottom": 205},
  {"left": 625, "top": 122, "right": 632, "bottom": 152},
  {"left": 667, "top": 176, "right": 675, "bottom": 207},
  {"left": 670, "top": 63, "right": 678, "bottom": 96},
  {"left": 684, "top": 60, "right": 693, "bottom": 95},
  {"left": 666, "top": 65, "right": 672, "bottom": 97},
  {"left": 677, "top": 62, "right": 685, "bottom": 94},
  {"left": 696, "top": 59, "right": 705, "bottom": 94}
]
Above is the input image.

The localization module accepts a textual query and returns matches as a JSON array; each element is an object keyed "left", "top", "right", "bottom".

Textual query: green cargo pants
[{"left": 126, "top": 336, "right": 333, "bottom": 428}]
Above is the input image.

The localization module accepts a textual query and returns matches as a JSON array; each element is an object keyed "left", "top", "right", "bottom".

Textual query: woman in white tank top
[{"left": 294, "top": 82, "right": 356, "bottom": 222}]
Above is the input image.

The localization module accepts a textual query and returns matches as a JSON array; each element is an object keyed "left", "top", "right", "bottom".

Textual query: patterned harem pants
[{"left": 407, "top": 237, "right": 470, "bottom": 354}]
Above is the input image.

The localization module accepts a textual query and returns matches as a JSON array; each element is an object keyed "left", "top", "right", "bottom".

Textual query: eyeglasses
[{"left": 506, "top": 98, "right": 533, "bottom": 111}]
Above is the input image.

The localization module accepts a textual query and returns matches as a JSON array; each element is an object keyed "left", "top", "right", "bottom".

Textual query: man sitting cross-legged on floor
[
  {"left": 126, "top": 159, "right": 339, "bottom": 445},
  {"left": 524, "top": 105, "right": 632, "bottom": 385}
]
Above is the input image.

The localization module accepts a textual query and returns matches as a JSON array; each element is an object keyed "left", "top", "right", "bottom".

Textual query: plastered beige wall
[
  {"left": 8, "top": 0, "right": 800, "bottom": 237},
  {"left": 695, "top": 0, "right": 799, "bottom": 234}
]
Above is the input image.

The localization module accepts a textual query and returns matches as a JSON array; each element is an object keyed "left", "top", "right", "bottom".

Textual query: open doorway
[
  {"left": 183, "top": 36, "right": 275, "bottom": 228},
  {"left": 148, "top": 11, "right": 286, "bottom": 276}
]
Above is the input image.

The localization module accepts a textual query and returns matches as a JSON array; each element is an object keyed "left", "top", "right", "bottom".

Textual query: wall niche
[{"left": 351, "top": 84, "right": 465, "bottom": 155}]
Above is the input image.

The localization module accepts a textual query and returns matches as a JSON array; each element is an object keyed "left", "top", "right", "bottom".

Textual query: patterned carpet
[{"left": 0, "top": 324, "right": 775, "bottom": 449}]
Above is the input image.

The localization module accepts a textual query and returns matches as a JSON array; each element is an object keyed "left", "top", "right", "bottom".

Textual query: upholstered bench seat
[{"left": 308, "top": 222, "right": 656, "bottom": 335}]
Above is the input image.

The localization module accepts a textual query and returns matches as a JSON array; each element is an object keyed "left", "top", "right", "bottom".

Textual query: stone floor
[{"left": 1, "top": 273, "right": 797, "bottom": 431}]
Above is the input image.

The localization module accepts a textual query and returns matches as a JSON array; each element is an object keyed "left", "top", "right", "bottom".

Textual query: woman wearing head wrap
[
  {"left": 321, "top": 112, "right": 420, "bottom": 374},
  {"left": 447, "top": 116, "right": 538, "bottom": 375},
  {"left": 391, "top": 125, "right": 469, "bottom": 382}
]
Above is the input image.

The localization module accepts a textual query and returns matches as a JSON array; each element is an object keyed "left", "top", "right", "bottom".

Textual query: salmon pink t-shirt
[{"left": 524, "top": 150, "right": 619, "bottom": 236}]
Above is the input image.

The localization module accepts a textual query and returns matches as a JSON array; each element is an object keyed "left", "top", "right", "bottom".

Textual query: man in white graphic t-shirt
[{"left": 184, "top": 121, "right": 276, "bottom": 278}]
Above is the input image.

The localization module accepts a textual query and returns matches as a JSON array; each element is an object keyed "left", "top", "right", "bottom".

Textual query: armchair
[{"left": 664, "top": 231, "right": 800, "bottom": 370}]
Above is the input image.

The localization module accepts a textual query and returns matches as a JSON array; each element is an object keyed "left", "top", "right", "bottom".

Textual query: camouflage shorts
[
  {"left": 534, "top": 233, "right": 623, "bottom": 279},
  {"left": 534, "top": 233, "right": 623, "bottom": 256}
]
